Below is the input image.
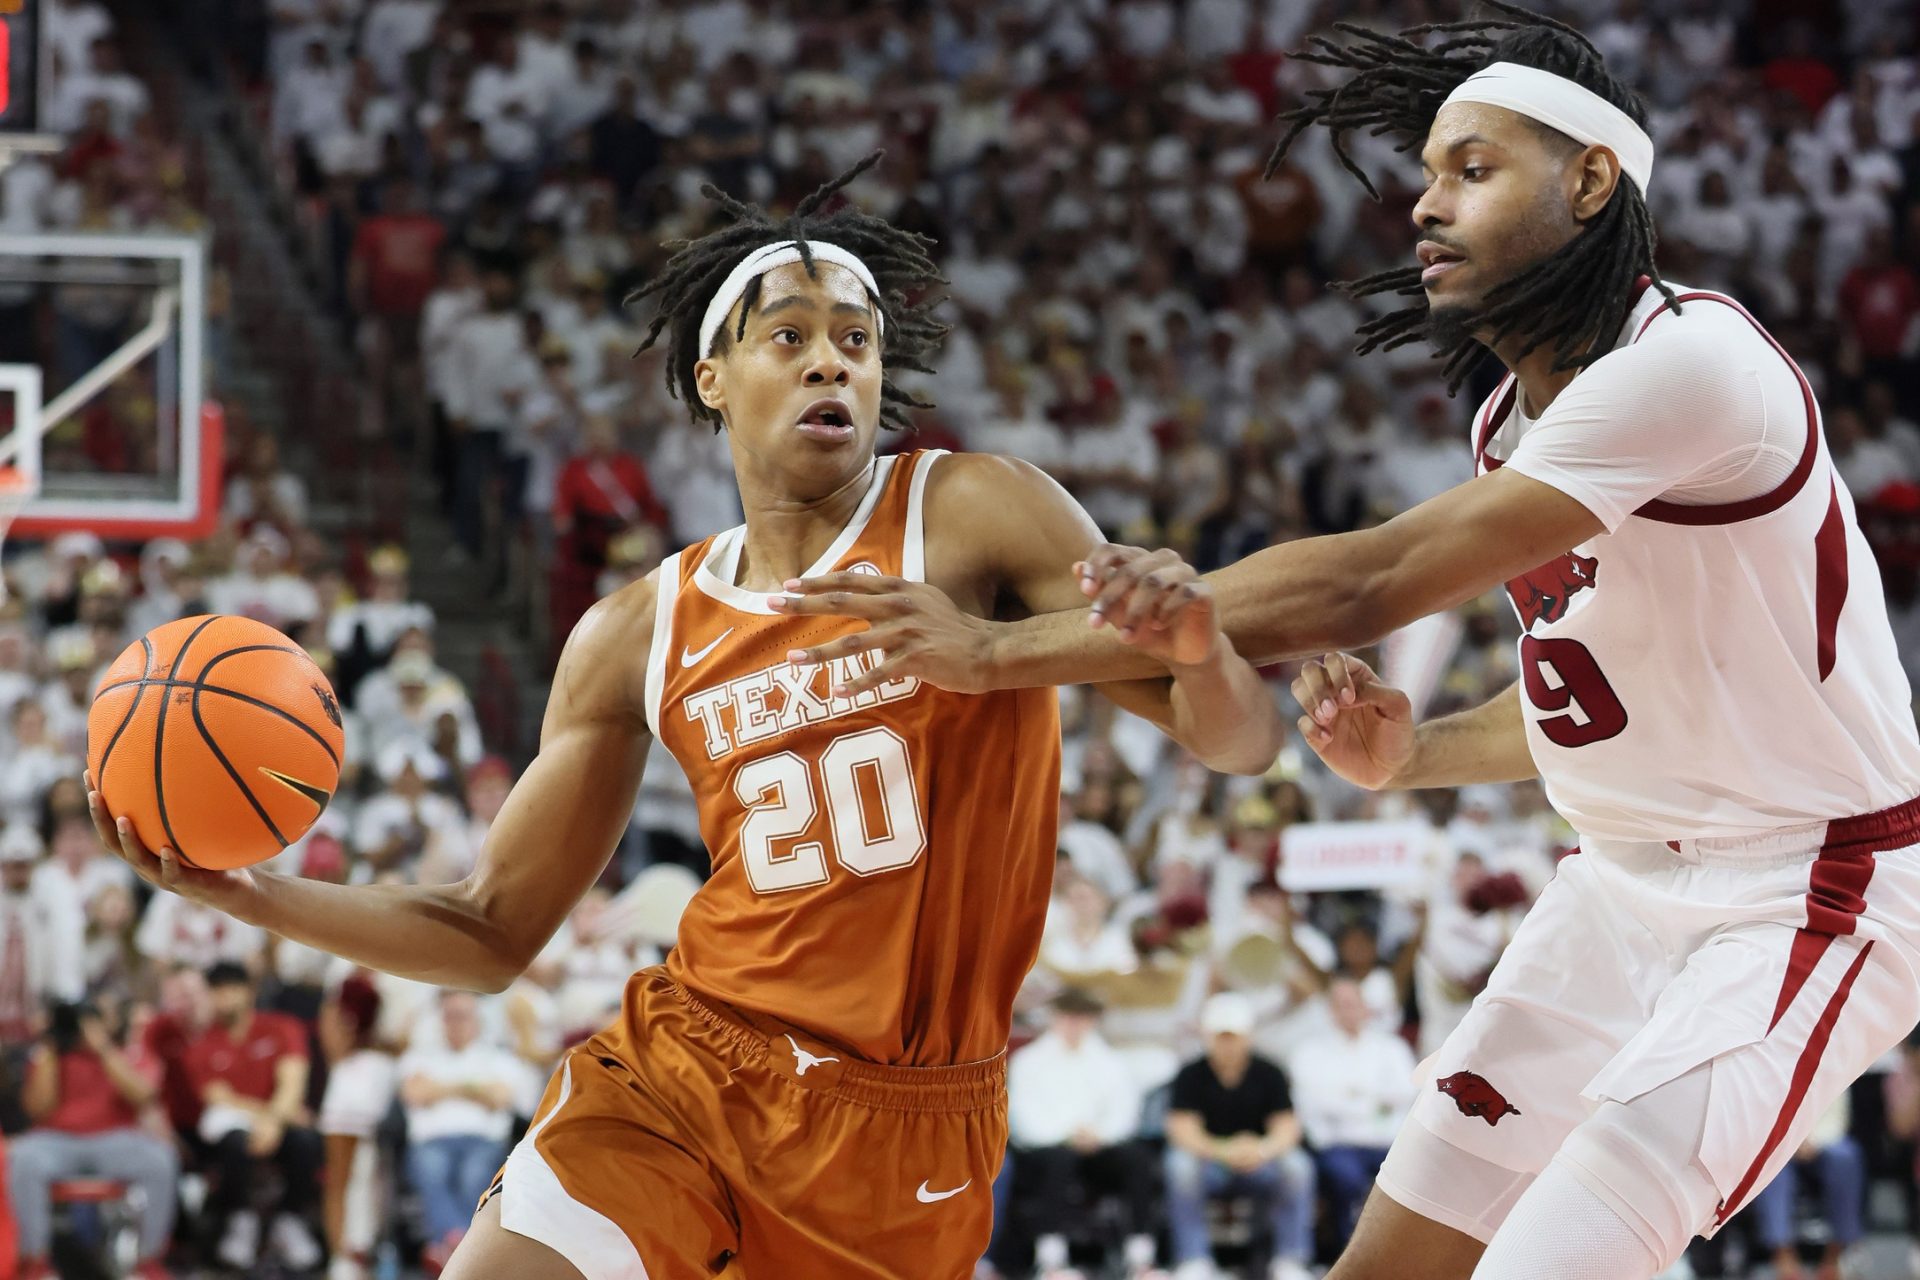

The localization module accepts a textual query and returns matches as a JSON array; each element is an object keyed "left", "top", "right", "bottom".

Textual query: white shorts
[{"left": 1379, "top": 797, "right": 1920, "bottom": 1242}]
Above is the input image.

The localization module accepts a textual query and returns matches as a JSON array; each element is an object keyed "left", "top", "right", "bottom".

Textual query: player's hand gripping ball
[{"left": 86, "top": 615, "right": 345, "bottom": 870}]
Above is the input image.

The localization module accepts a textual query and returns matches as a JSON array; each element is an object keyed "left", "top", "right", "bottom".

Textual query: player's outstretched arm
[
  {"left": 776, "top": 454, "right": 1284, "bottom": 774},
  {"left": 87, "top": 582, "right": 656, "bottom": 993},
  {"left": 1293, "top": 653, "right": 1536, "bottom": 790},
  {"left": 782, "top": 468, "right": 1602, "bottom": 692}
]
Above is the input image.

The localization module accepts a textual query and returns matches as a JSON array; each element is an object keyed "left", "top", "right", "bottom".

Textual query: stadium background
[{"left": 0, "top": 0, "right": 1916, "bottom": 1277}]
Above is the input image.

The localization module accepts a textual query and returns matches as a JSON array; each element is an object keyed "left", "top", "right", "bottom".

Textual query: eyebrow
[
  {"left": 756, "top": 296, "right": 873, "bottom": 321},
  {"left": 1420, "top": 134, "right": 1496, "bottom": 170}
]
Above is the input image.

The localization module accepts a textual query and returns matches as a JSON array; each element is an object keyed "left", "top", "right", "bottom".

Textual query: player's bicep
[
  {"left": 964, "top": 454, "right": 1179, "bottom": 726},
  {"left": 462, "top": 585, "right": 654, "bottom": 970}
]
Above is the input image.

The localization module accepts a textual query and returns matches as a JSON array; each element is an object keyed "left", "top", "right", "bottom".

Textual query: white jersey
[{"left": 1473, "top": 278, "right": 1920, "bottom": 844}]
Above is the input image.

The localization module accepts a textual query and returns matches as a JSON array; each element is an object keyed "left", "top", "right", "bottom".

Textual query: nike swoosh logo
[
  {"left": 681, "top": 628, "right": 735, "bottom": 667},
  {"left": 259, "top": 768, "right": 331, "bottom": 809},
  {"left": 915, "top": 1179, "right": 971, "bottom": 1204}
]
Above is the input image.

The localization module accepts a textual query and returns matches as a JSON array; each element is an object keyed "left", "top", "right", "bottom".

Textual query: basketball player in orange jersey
[{"left": 84, "top": 157, "right": 1283, "bottom": 1280}]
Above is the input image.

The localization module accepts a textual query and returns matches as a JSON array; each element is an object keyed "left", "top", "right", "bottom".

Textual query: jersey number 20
[{"left": 732, "top": 727, "right": 928, "bottom": 893}]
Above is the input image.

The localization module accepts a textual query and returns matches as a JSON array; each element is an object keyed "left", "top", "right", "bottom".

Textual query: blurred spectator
[
  {"left": 1164, "top": 993, "right": 1315, "bottom": 1280},
  {"left": 185, "top": 962, "right": 322, "bottom": 1273},
  {"left": 1041, "top": 872, "right": 1139, "bottom": 977},
  {"left": 134, "top": 885, "right": 266, "bottom": 973},
  {"left": 1002, "top": 988, "right": 1158, "bottom": 1279},
  {"left": 399, "top": 989, "right": 524, "bottom": 1271},
  {"left": 1287, "top": 978, "right": 1418, "bottom": 1242},
  {"left": 549, "top": 413, "right": 668, "bottom": 646},
  {"left": 0, "top": 826, "right": 85, "bottom": 1046},
  {"left": 419, "top": 754, "right": 511, "bottom": 885},
  {"left": 353, "top": 741, "right": 464, "bottom": 878},
  {"left": 327, "top": 545, "right": 436, "bottom": 682},
  {"left": 10, "top": 997, "right": 176, "bottom": 1280},
  {"left": 444, "top": 267, "right": 536, "bottom": 565},
  {"left": 206, "top": 524, "right": 322, "bottom": 631},
  {"left": 316, "top": 975, "right": 394, "bottom": 1280}
]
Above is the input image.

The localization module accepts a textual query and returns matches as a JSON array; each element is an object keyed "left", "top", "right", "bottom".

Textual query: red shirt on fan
[
  {"left": 1839, "top": 262, "right": 1920, "bottom": 361},
  {"left": 41, "top": 1045, "right": 161, "bottom": 1135},
  {"left": 351, "top": 212, "right": 448, "bottom": 317},
  {"left": 182, "top": 1011, "right": 308, "bottom": 1103}
]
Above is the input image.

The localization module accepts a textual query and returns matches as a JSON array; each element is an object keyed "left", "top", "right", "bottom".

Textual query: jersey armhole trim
[
  {"left": 1627, "top": 292, "right": 1819, "bottom": 526},
  {"left": 903, "top": 449, "right": 948, "bottom": 583},
  {"left": 644, "top": 551, "right": 682, "bottom": 740}
]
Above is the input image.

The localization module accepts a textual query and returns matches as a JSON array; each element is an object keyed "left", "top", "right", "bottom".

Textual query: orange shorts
[{"left": 481, "top": 967, "right": 1007, "bottom": 1280}]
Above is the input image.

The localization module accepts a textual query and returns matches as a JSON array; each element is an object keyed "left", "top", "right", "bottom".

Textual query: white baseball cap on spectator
[
  {"left": 390, "top": 649, "right": 435, "bottom": 688},
  {"left": 141, "top": 538, "right": 191, "bottom": 572},
  {"left": 1201, "top": 991, "right": 1257, "bottom": 1038},
  {"left": 0, "top": 822, "right": 43, "bottom": 864},
  {"left": 375, "top": 739, "right": 447, "bottom": 785},
  {"left": 244, "top": 525, "right": 291, "bottom": 565},
  {"left": 51, "top": 531, "right": 104, "bottom": 563}
]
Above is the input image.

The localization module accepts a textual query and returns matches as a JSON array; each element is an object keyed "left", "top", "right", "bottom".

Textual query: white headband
[
  {"left": 1441, "top": 61, "right": 1654, "bottom": 195},
  {"left": 698, "top": 240, "right": 884, "bottom": 358}
]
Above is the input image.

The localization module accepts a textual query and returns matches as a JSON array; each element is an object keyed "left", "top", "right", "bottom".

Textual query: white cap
[
  {"left": 1201, "top": 992, "right": 1257, "bottom": 1038},
  {"left": 390, "top": 650, "right": 435, "bottom": 687},
  {"left": 0, "top": 822, "right": 43, "bottom": 864}
]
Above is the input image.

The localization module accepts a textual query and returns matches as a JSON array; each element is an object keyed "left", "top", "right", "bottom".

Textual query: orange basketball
[{"left": 87, "top": 615, "right": 346, "bottom": 870}]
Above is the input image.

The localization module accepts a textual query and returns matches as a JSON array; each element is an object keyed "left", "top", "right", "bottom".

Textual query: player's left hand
[
  {"left": 773, "top": 574, "right": 996, "bottom": 697},
  {"left": 1078, "top": 544, "right": 1219, "bottom": 667}
]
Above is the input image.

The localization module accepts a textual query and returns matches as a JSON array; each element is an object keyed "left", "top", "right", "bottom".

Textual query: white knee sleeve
[
  {"left": 1472, "top": 1158, "right": 1661, "bottom": 1280},
  {"left": 1556, "top": 1065, "right": 1723, "bottom": 1270}
]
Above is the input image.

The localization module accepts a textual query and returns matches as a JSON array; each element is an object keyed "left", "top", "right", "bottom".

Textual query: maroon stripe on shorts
[{"left": 1716, "top": 941, "right": 1873, "bottom": 1226}]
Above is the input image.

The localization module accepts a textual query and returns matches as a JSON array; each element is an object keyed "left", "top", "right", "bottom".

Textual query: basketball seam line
[
  {"left": 190, "top": 682, "right": 292, "bottom": 852},
  {"left": 154, "top": 618, "right": 221, "bottom": 862},
  {"left": 95, "top": 677, "right": 342, "bottom": 770},
  {"left": 184, "top": 643, "right": 303, "bottom": 681},
  {"left": 186, "top": 644, "right": 342, "bottom": 767},
  {"left": 95, "top": 634, "right": 155, "bottom": 784}
]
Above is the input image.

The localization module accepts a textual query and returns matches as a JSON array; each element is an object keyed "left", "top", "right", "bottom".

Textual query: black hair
[
  {"left": 205, "top": 961, "right": 253, "bottom": 989},
  {"left": 632, "top": 153, "right": 948, "bottom": 432},
  {"left": 1266, "top": 1, "right": 1677, "bottom": 391}
]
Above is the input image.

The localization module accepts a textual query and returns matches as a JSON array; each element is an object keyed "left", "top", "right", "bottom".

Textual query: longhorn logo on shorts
[
  {"left": 1505, "top": 553, "right": 1598, "bottom": 631},
  {"left": 1436, "top": 1071, "right": 1523, "bottom": 1127},
  {"left": 785, "top": 1034, "right": 841, "bottom": 1077}
]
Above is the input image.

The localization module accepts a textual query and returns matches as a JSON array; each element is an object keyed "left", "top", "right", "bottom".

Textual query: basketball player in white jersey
[{"left": 775, "top": 9, "right": 1920, "bottom": 1280}]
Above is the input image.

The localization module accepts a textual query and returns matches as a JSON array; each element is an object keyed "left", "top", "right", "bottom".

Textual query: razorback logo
[
  {"left": 1505, "top": 553, "right": 1598, "bottom": 630},
  {"left": 1436, "top": 1070, "right": 1522, "bottom": 1126}
]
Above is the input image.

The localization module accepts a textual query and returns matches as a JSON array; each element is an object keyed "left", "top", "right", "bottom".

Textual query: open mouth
[
  {"left": 1417, "top": 241, "right": 1467, "bottom": 284},
  {"left": 796, "top": 398, "right": 856, "bottom": 442}
]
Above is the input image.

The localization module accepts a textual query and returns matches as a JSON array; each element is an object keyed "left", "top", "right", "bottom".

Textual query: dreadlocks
[
  {"left": 632, "top": 153, "right": 949, "bottom": 432},
  {"left": 1267, "top": 1, "right": 1677, "bottom": 391}
]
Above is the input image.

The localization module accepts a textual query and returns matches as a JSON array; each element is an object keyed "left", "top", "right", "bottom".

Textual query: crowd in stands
[{"left": 0, "top": 0, "right": 1917, "bottom": 1276}]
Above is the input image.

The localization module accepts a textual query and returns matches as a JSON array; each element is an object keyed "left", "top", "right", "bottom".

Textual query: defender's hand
[
  {"left": 1077, "top": 544, "right": 1218, "bottom": 667},
  {"left": 1291, "top": 654, "right": 1415, "bottom": 791},
  {"left": 86, "top": 772, "right": 257, "bottom": 914},
  {"left": 773, "top": 574, "right": 995, "bottom": 697}
]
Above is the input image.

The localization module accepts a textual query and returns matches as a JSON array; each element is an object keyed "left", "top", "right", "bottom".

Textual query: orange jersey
[{"left": 643, "top": 450, "right": 1061, "bottom": 1066}]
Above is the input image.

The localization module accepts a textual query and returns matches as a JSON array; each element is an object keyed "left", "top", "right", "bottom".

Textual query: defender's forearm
[
  {"left": 1392, "top": 682, "right": 1537, "bottom": 790},
  {"left": 1167, "top": 635, "right": 1286, "bottom": 775}
]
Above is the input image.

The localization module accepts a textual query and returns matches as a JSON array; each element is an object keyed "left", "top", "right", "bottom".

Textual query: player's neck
[
  {"left": 1491, "top": 335, "right": 1586, "bottom": 419},
  {"left": 729, "top": 457, "right": 880, "bottom": 590}
]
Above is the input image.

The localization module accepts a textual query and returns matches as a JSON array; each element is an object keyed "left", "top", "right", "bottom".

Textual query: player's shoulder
[
  {"left": 923, "top": 449, "right": 1069, "bottom": 519},
  {"left": 1624, "top": 282, "right": 1766, "bottom": 358},
  {"left": 551, "top": 567, "right": 667, "bottom": 720}
]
